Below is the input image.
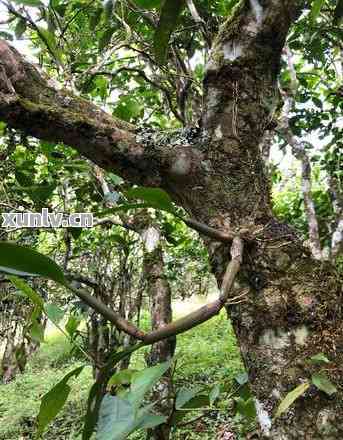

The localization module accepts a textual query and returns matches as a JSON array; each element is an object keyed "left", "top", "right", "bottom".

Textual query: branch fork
[{"left": 67, "top": 236, "right": 244, "bottom": 346}]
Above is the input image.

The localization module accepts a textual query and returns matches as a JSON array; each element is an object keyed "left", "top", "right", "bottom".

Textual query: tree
[{"left": 0, "top": 0, "right": 342, "bottom": 438}]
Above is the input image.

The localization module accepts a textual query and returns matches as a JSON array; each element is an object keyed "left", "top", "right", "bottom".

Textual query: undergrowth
[{"left": 0, "top": 311, "right": 244, "bottom": 439}]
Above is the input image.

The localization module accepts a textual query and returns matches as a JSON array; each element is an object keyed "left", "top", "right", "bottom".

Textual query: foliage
[{"left": 0, "top": 313, "right": 246, "bottom": 439}]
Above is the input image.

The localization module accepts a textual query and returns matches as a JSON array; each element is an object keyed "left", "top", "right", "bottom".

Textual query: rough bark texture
[
  {"left": 1, "top": 1, "right": 343, "bottom": 438},
  {"left": 143, "top": 225, "right": 175, "bottom": 440}
]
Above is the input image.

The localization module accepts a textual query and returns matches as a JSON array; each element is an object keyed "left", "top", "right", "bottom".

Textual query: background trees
[{"left": 0, "top": 0, "right": 342, "bottom": 439}]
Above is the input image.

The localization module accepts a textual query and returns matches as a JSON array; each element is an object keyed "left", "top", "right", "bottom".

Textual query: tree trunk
[
  {"left": 143, "top": 225, "right": 175, "bottom": 440},
  {"left": 1, "top": 1, "right": 343, "bottom": 437}
]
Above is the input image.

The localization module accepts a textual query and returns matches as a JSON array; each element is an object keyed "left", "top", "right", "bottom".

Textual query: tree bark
[
  {"left": 1, "top": 1, "right": 343, "bottom": 437},
  {"left": 142, "top": 225, "right": 175, "bottom": 440}
]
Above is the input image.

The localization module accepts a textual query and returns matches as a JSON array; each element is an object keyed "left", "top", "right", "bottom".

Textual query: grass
[{"left": 0, "top": 312, "right": 244, "bottom": 439}]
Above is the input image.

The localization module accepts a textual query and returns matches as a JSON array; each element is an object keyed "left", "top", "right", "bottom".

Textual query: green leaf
[
  {"left": 96, "top": 395, "right": 135, "bottom": 440},
  {"left": 138, "top": 413, "right": 167, "bottom": 429},
  {"left": 274, "top": 382, "right": 310, "bottom": 418},
  {"left": 37, "top": 366, "right": 84, "bottom": 435},
  {"left": 14, "top": 0, "right": 43, "bottom": 6},
  {"left": 234, "top": 372, "right": 249, "bottom": 385},
  {"left": 309, "top": 353, "right": 330, "bottom": 365},
  {"left": 65, "top": 314, "right": 81, "bottom": 337},
  {"left": 27, "top": 183, "right": 57, "bottom": 203},
  {"left": 128, "top": 359, "right": 172, "bottom": 408},
  {"left": 209, "top": 384, "right": 220, "bottom": 404},
  {"left": 68, "top": 227, "right": 83, "bottom": 240},
  {"left": 126, "top": 187, "right": 176, "bottom": 213},
  {"left": 312, "top": 372, "right": 337, "bottom": 396},
  {"left": 82, "top": 344, "right": 144, "bottom": 440},
  {"left": 89, "top": 7, "right": 103, "bottom": 30},
  {"left": 134, "top": 0, "right": 161, "bottom": 9},
  {"left": 0, "top": 31, "right": 13, "bottom": 40},
  {"left": 15, "top": 19, "right": 27, "bottom": 39},
  {"left": 99, "top": 27, "right": 115, "bottom": 51},
  {"left": 45, "top": 303, "right": 64, "bottom": 324},
  {"left": 104, "top": 0, "right": 116, "bottom": 20},
  {"left": 113, "top": 96, "right": 143, "bottom": 122},
  {"left": 0, "top": 242, "right": 65, "bottom": 284},
  {"left": 29, "top": 319, "right": 45, "bottom": 343},
  {"left": 15, "top": 169, "right": 34, "bottom": 186},
  {"left": 180, "top": 394, "right": 209, "bottom": 410},
  {"left": 235, "top": 397, "right": 256, "bottom": 420},
  {"left": 37, "top": 27, "right": 62, "bottom": 64},
  {"left": 153, "top": 0, "right": 185, "bottom": 63},
  {"left": 97, "top": 396, "right": 167, "bottom": 439},
  {"left": 9, "top": 276, "right": 44, "bottom": 310},
  {"left": 107, "top": 369, "right": 136, "bottom": 388},
  {"left": 172, "top": 394, "right": 210, "bottom": 425},
  {"left": 310, "top": 0, "right": 325, "bottom": 22},
  {"left": 108, "top": 173, "right": 124, "bottom": 186},
  {"left": 175, "top": 386, "right": 203, "bottom": 409}
]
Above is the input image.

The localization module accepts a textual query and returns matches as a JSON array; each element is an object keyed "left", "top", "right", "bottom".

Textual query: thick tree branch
[{"left": 0, "top": 40, "right": 201, "bottom": 189}]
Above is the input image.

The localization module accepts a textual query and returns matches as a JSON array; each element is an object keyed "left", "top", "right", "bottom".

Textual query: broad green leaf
[
  {"left": 274, "top": 382, "right": 310, "bottom": 418},
  {"left": 82, "top": 344, "right": 144, "bottom": 440},
  {"left": 128, "top": 359, "right": 172, "bottom": 408},
  {"left": 209, "top": 384, "right": 220, "bottom": 405},
  {"left": 310, "top": 0, "right": 325, "bottom": 22},
  {"left": 309, "top": 353, "right": 330, "bottom": 364},
  {"left": 96, "top": 395, "right": 135, "bottom": 440},
  {"left": 182, "top": 394, "right": 210, "bottom": 409},
  {"left": 45, "top": 303, "right": 64, "bottom": 324},
  {"left": 312, "top": 372, "right": 337, "bottom": 396},
  {"left": 134, "top": 0, "right": 161, "bottom": 9},
  {"left": 0, "top": 242, "right": 65, "bottom": 284},
  {"left": 97, "top": 396, "right": 167, "bottom": 439},
  {"left": 153, "top": 0, "right": 185, "bottom": 64},
  {"left": 26, "top": 183, "right": 56, "bottom": 203},
  {"left": 137, "top": 413, "right": 167, "bottom": 429},
  {"left": 9, "top": 276, "right": 44, "bottom": 310},
  {"left": 235, "top": 397, "right": 256, "bottom": 420},
  {"left": 126, "top": 187, "right": 176, "bottom": 213},
  {"left": 172, "top": 395, "right": 210, "bottom": 425},
  {"left": 175, "top": 386, "right": 203, "bottom": 409},
  {"left": 37, "top": 366, "right": 84, "bottom": 435}
]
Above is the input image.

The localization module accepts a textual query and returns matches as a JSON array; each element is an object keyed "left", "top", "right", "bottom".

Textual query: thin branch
[
  {"left": 65, "top": 281, "right": 146, "bottom": 340},
  {"left": 62, "top": 237, "right": 243, "bottom": 346},
  {"left": 86, "top": 67, "right": 185, "bottom": 124},
  {"left": 1, "top": 1, "right": 63, "bottom": 69},
  {"left": 142, "top": 237, "right": 243, "bottom": 344}
]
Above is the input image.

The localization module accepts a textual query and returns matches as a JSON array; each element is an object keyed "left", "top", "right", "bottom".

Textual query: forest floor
[{"left": 0, "top": 300, "right": 250, "bottom": 439}]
